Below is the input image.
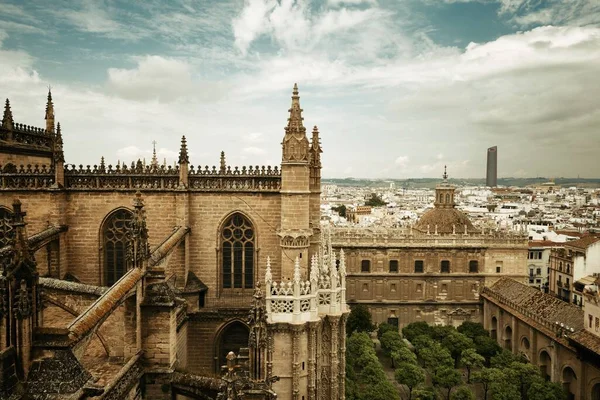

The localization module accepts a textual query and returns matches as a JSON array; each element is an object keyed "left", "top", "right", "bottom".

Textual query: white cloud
[
  {"left": 395, "top": 156, "right": 409, "bottom": 168},
  {"left": 106, "top": 55, "right": 229, "bottom": 103}
]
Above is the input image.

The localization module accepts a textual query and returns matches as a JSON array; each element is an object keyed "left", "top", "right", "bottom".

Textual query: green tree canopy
[
  {"left": 457, "top": 322, "right": 489, "bottom": 340},
  {"left": 364, "top": 193, "right": 387, "bottom": 207},
  {"left": 473, "top": 368, "right": 504, "bottom": 400},
  {"left": 433, "top": 366, "right": 463, "bottom": 400},
  {"left": 527, "top": 379, "right": 567, "bottom": 400},
  {"left": 490, "top": 350, "right": 525, "bottom": 369},
  {"left": 460, "top": 348, "right": 485, "bottom": 383},
  {"left": 359, "top": 361, "right": 387, "bottom": 385},
  {"left": 346, "top": 304, "right": 375, "bottom": 336},
  {"left": 419, "top": 343, "right": 453, "bottom": 371},
  {"left": 450, "top": 386, "right": 475, "bottom": 400},
  {"left": 378, "top": 322, "right": 397, "bottom": 339},
  {"left": 432, "top": 325, "right": 456, "bottom": 342},
  {"left": 474, "top": 335, "right": 502, "bottom": 365},
  {"left": 504, "top": 361, "right": 546, "bottom": 399},
  {"left": 413, "top": 386, "right": 437, "bottom": 400},
  {"left": 442, "top": 331, "right": 474, "bottom": 368},
  {"left": 331, "top": 204, "right": 347, "bottom": 218},
  {"left": 361, "top": 381, "right": 400, "bottom": 400},
  {"left": 403, "top": 322, "right": 434, "bottom": 342},
  {"left": 395, "top": 362, "right": 426, "bottom": 400},
  {"left": 411, "top": 334, "right": 435, "bottom": 352},
  {"left": 381, "top": 330, "right": 405, "bottom": 355},
  {"left": 391, "top": 347, "right": 418, "bottom": 366}
]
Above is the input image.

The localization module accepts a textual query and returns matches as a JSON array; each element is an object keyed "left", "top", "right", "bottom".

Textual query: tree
[
  {"left": 504, "top": 361, "right": 544, "bottom": 399},
  {"left": 395, "top": 363, "right": 425, "bottom": 400},
  {"left": 412, "top": 334, "right": 435, "bottom": 352},
  {"left": 380, "top": 330, "right": 405, "bottom": 355},
  {"left": 378, "top": 322, "right": 396, "bottom": 339},
  {"left": 442, "top": 331, "right": 474, "bottom": 368},
  {"left": 346, "top": 304, "right": 375, "bottom": 335},
  {"left": 451, "top": 386, "right": 475, "bottom": 400},
  {"left": 361, "top": 381, "right": 400, "bottom": 400},
  {"left": 432, "top": 325, "right": 456, "bottom": 342},
  {"left": 433, "top": 366, "right": 462, "bottom": 400},
  {"left": 413, "top": 386, "right": 436, "bottom": 400},
  {"left": 527, "top": 379, "right": 567, "bottom": 400},
  {"left": 346, "top": 332, "right": 374, "bottom": 367},
  {"left": 365, "top": 193, "right": 387, "bottom": 207},
  {"left": 474, "top": 335, "right": 502, "bottom": 365},
  {"left": 419, "top": 343, "right": 453, "bottom": 371},
  {"left": 490, "top": 378, "right": 520, "bottom": 400},
  {"left": 490, "top": 350, "right": 523, "bottom": 369},
  {"left": 473, "top": 368, "right": 504, "bottom": 400},
  {"left": 359, "top": 361, "right": 387, "bottom": 385},
  {"left": 391, "top": 347, "right": 418, "bottom": 365},
  {"left": 403, "top": 322, "right": 434, "bottom": 342},
  {"left": 460, "top": 348, "right": 485, "bottom": 383},
  {"left": 332, "top": 204, "right": 347, "bottom": 218},
  {"left": 457, "top": 322, "right": 489, "bottom": 340}
]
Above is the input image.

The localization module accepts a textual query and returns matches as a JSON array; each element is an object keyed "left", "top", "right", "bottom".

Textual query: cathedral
[{"left": 0, "top": 85, "right": 348, "bottom": 399}]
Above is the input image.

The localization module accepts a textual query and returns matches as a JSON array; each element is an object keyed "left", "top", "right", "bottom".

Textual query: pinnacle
[
  {"left": 293, "top": 83, "right": 299, "bottom": 96},
  {"left": 2, "top": 98, "right": 14, "bottom": 129},
  {"left": 178, "top": 135, "right": 189, "bottom": 164}
]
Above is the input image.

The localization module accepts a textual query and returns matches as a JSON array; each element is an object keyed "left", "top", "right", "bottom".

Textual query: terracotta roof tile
[{"left": 486, "top": 278, "right": 584, "bottom": 331}]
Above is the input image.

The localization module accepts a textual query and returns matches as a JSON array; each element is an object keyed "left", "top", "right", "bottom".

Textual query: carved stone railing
[
  {"left": 330, "top": 227, "right": 528, "bottom": 248},
  {"left": 0, "top": 164, "right": 55, "bottom": 189},
  {"left": 188, "top": 165, "right": 281, "bottom": 192},
  {"left": 64, "top": 164, "right": 180, "bottom": 190},
  {"left": 100, "top": 352, "right": 144, "bottom": 400},
  {"left": 265, "top": 235, "right": 347, "bottom": 323},
  {"left": 0, "top": 123, "right": 53, "bottom": 149}
]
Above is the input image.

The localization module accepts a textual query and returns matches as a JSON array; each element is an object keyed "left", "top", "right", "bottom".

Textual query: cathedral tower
[{"left": 280, "top": 84, "right": 312, "bottom": 277}]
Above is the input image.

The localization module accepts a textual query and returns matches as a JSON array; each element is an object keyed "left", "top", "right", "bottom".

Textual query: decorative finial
[
  {"left": 45, "top": 86, "right": 55, "bottom": 132},
  {"left": 293, "top": 83, "right": 298, "bottom": 96},
  {"left": 220, "top": 151, "right": 226, "bottom": 173},
  {"left": 282, "top": 83, "right": 309, "bottom": 162},
  {"left": 443, "top": 165, "right": 448, "bottom": 180},
  {"left": 129, "top": 191, "right": 150, "bottom": 265},
  {"left": 2, "top": 98, "right": 13, "bottom": 129},
  {"left": 178, "top": 135, "right": 189, "bottom": 164},
  {"left": 151, "top": 140, "right": 158, "bottom": 168}
]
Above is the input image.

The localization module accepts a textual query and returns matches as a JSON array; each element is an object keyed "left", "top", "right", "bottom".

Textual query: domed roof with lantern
[{"left": 414, "top": 166, "right": 478, "bottom": 235}]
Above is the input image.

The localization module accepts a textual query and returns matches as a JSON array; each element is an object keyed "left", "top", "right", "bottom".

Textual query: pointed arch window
[
  {"left": 102, "top": 209, "right": 133, "bottom": 286},
  {"left": 0, "top": 207, "right": 14, "bottom": 248},
  {"left": 221, "top": 213, "right": 255, "bottom": 289}
]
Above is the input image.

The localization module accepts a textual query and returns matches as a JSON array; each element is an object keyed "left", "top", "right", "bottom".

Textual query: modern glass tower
[{"left": 486, "top": 146, "right": 497, "bottom": 187}]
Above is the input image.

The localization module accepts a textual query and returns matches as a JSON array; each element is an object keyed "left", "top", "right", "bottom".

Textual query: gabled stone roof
[
  {"left": 566, "top": 236, "right": 600, "bottom": 250},
  {"left": 484, "top": 277, "right": 584, "bottom": 331}
]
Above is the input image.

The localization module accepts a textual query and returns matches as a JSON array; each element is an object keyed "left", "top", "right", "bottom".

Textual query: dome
[{"left": 414, "top": 207, "right": 478, "bottom": 234}]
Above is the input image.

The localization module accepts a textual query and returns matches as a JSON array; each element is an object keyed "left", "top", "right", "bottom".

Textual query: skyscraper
[{"left": 486, "top": 146, "right": 497, "bottom": 187}]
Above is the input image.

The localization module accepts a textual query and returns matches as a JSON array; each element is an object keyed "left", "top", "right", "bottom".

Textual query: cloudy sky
[{"left": 0, "top": 0, "right": 599, "bottom": 178}]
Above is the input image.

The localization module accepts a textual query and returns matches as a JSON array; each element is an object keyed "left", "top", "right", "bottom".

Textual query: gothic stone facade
[
  {"left": 0, "top": 86, "right": 346, "bottom": 399},
  {"left": 332, "top": 176, "right": 528, "bottom": 329}
]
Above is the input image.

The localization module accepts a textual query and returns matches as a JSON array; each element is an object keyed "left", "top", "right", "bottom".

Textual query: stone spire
[
  {"left": 220, "top": 151, "right": 226, "bottom": 173},
  {"left": 178, "top": 136, "right": 189, "bottom": 164},
  {"left": 45, "top": 88, "right": 55, "bottom": 133},
  {"left": 151, "top": 140, "right": 159, "bottom": 169},
  {"left": 2, "top": 98, "right": 13, "bottom": 130},
  {"left": 282, "top": 83, "right": 309, "bottom": 163},
  {"left": 309, "top": 125, "right": 322, "bottom": 168},
  {"left": 54, "top": 122, "right": 65, "bottom": 163}
]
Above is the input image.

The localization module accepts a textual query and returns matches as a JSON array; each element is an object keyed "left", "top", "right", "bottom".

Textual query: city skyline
[{"left": 0, "top": 0, "right": 599, "bottom": 179}]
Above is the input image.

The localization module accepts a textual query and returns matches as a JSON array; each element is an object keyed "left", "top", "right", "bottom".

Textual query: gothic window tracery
[
  {"left": 221, "top": 213, "right": 254, "bottom": 289},
  {"left": 102, "top": 209, "right": 133, "bottom": 286},
  {"left": 0, "top": 207, "right": 14, "bottom": 248}
]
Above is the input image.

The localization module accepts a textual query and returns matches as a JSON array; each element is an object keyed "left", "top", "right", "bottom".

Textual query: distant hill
[{"left": 322, "top": 177, "right": 600, "bottom": 189}]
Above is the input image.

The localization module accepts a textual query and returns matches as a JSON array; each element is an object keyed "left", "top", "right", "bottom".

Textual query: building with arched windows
[
  {"left": 331, "top": 168, "right": 529, "bottom": 328},
  {"left": 0, "top": 86, "right": 347, "bottom": 399}
]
